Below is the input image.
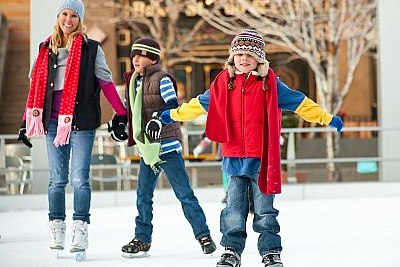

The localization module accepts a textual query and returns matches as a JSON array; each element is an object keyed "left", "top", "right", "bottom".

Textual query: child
[
  {"left": 160, "top": 29, "right": 343, "bottom": 267},
  {"left": 120, "top": 37, "right": 216, "bottom": 257}
]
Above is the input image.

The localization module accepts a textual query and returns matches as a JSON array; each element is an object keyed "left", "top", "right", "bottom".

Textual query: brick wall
[{"left": 0, "top": 0, "right": 30, "bottom": 134}]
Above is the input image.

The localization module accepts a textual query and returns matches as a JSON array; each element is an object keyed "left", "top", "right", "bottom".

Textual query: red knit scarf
[
  {"left": 206, "top": 68, "right": 282, "bottom": 194},
  {"left": 26, "top": 34, "right": 83, "bottom": 147}
]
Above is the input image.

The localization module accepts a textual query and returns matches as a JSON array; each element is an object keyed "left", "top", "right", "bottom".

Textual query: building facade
[{"left": 0, "top": 0, "right": 378, "bottom": 133}]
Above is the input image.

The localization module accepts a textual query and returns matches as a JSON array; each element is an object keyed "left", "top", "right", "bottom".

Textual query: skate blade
[
  {"left": 51, "top": 248, "right": 63, "bottom": 259},
  {"left": 71, "top": 250, "right": 86, "bottom": 262},
  {"left": 203, "top": 246, "right": 217, "bottom": 255},
  {"left": 122, "top": 251, "right": 150, "bottom": 258}
]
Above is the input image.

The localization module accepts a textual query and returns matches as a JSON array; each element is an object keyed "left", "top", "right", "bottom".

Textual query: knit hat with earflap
[
  {"left": 57, "top": 0, "right": 85, "bottom": 22},
  {"left": 226, "top": 29, "right": 270, "bottom": 90},
  {"left": 131, "top": 37, "right": 161, "bottom": 62}
]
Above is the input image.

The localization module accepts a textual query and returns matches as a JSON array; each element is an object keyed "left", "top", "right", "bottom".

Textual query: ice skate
[
  {"left": 262, "top": 252, "right": 283, "bottom": 267},
  {"left": 70, "top": 220, "right": 88, "bottom": 261},
  {"left": 198, "top": 234, "right": 217, "bottom": 255},
  {"left": 49, "top": 219, "right": 66, "bottom": 258},
  {"left": 121, "top": 238, "right": 151, "bottom": 258},
  {"left": 216, "top": 248, "right": 241, "bottom": 267}
]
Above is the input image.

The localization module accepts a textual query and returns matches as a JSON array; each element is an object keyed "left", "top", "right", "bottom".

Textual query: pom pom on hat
[
  {"left": 57, "top": 0, "right": 85, "bottom": 22},
  {"left": 131, "top": 37, "right": 161, "bottom": 62},
  {"left": 226, "top": 29, "right": 270, "bottom": 81}
]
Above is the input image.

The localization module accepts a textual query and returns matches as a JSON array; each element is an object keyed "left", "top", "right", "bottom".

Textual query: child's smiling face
[{"left": 233, "top": 53, "right": 258, "bottom": 74}]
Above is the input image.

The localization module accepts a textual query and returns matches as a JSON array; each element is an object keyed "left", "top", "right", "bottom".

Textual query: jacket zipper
[
  {"left": 140, "top": 76, "right": 146, "bottom": 133},
  {"left": 241, "top": 75, "right": 247, "bottom": 156}
]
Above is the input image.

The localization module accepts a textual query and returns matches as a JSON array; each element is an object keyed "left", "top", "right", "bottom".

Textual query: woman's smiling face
[{"left": 57, "top": 9, "right": 80, "bottom": 36}]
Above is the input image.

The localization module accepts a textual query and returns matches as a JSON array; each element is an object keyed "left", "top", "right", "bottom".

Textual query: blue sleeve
[
  {"left": 160, "top": 76, "right": 178, "bottom": 103},
  {"left": 197, "top": 89, "right": 210, "bottom": 112},
  {"left": 277, "top": 78, "right": 306, "bottom": 112},
  {"left": 157, "top": 76, "right": 178, "bottom": 116}
]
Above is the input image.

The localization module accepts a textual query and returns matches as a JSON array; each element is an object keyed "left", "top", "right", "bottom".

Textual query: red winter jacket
[{"left": 206, "top": 69, "right": 282, "bottom": 194}]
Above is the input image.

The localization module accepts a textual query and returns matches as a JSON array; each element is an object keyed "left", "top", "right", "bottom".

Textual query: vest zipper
[
  {"left": 73, "top": 109, "right": 77, "bottom": 131},
  {"left": 73, "top": 100, "right": 78, "bottom": 131}
]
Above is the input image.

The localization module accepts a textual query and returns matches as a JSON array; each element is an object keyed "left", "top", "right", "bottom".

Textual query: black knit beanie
[{"left": 131, "top": 37, "right": 161, "bottom": 62}]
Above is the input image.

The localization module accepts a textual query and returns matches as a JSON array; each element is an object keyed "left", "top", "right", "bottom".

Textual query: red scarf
[
  {"left": 206, "top": 68, "right": 282, "bottom": 194},
  {"left": 26, "top": 34, "right": 83, "bottom": 147}
]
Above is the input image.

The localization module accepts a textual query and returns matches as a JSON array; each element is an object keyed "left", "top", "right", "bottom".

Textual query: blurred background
[
  {"left": 1, "top": 2, "right": 400, "bottom": 266},
  {"left": 0, "top": 0, "right": 399, "bottom": 197}
]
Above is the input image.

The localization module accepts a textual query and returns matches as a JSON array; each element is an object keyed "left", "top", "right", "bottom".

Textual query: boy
[
  {"left": 160, "top": 29, "right": 343, "bottom": 267},
  {"left": 121, "top": 37, "right": 216, "bottom": 257}
]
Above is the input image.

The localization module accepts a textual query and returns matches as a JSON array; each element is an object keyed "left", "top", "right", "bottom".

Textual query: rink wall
[{"left": 1, "top": 181, "right": 400, "bottom": 211}]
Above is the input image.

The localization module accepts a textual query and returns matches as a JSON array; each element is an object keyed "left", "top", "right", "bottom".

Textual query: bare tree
[
  {"left": 198, "top": 0, "right": 377, "bottom": 180},
  {"left": 87, "top": 0, "right": 377, "bottom": 180},
  {"left": 86, "top": 0, "right": 232, "bottom": 70}
]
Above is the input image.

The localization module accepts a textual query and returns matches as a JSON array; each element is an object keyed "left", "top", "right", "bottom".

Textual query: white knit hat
[
  {"left": 226, "top": 29, "right": 270, "bottom": 83},
  {"left": 57, "top": 0, "right": 85, "bottom": 22}
]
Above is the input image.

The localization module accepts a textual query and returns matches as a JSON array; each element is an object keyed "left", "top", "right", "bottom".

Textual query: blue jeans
[
  {"left": 220, "top": 174, "right": 282, "bottom": 256},
  {"left": 134, "top": 151, "right": 210, "bottom": 243},
  {"left": 46, "top": 120, "right": 95, "bottom": 223}
]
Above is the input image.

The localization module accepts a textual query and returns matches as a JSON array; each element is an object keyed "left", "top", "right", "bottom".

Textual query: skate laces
[
  {"left": 72, "top": 221, "right": 87, "bottom": 246},
  {"left": 220, "top": 248, "right": 240, "bottom": 264},
  {"left": 130, "top": 238, "right": 150, "bottom": 250},
  {"left": 262, "top": 253, "right": 282, "bottom": 265},
  {"left": 50, "top": 220, "right": 65, "bottom": 243},
  {"left": 198, "top": 234, "right": 213, "bottom": 246},
  {"left": 130, "top": 239, "right": 142, "bottom": 246}
]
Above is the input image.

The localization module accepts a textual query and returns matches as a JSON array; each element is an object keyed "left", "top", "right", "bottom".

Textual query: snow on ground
[{"left": 0, "top": 186, "right": 399, "bottom": 267}]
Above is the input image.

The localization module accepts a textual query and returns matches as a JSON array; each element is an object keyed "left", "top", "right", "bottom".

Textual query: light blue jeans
[
  {"left": 134, "top": 151, "right": 210, "bottom": 243},
  {"left": 220, "top": 174, "right": 282, "bottom": 256},
  {"left": 46, "top": 120, "right": 95, "bottom": 223}
]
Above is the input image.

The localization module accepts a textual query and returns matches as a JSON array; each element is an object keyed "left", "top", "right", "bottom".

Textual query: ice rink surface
[{"left": 1, "top": 185, "right": 399, "bottom": 267}]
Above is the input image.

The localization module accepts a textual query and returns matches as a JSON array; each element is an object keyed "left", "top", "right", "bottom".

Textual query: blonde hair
[{"left": 50, "top": 19, "right": 87, "bottom": 54}]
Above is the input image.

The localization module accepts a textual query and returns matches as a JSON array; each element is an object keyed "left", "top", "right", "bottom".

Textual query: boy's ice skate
[
  {"left": 121, "top": 238, "right": 151, "bottom": 258},
  {"left": 49, "top": 219, "right": 66, "bottom": 258},
  {"left": 198, "top": 234, "right": 217, "bottom": 254},
  {"left": 216, "top": 248, "right": 241, "bottom": 267},
  {"left": 262, "top": 252, "right": 283, "bottom": 267},
  {"left": 70, "top": 220, "right": 88, "bottom": 262}
]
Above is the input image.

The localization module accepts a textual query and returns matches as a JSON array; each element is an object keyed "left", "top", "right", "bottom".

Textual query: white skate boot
[
  {"left": 70, "top": 220, "right": 88, "bottom": 261},
  {"left": 49, "top": 219, "right": 66, "bottom": 258}
]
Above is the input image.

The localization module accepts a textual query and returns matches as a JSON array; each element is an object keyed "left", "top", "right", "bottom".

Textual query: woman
[{"left": 17, "top": 0, "right": 127, "bottom": 261}]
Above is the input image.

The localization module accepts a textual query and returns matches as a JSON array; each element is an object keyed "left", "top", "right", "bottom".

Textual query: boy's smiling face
[
  {"left": 233, "top": 54, "right": 258, "bottom": 74},
  {"left": 132, "top": 54, "right": 157, "bottom": 75}
]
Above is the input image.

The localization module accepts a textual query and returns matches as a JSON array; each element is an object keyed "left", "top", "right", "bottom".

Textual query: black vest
[{"left": 42, "top": 38, "right": 101, "bottom": 131}]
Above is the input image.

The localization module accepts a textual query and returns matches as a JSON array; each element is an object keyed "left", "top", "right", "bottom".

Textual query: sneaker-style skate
[
  {"left": 49, "top": 219, "right": 66, "bottom": 258},
  {"left": 121, "top": 238, "right": 151, "bottom": 258},
  {"left": 198, "top": 234, "right": 217, "bottom": 254},
  {"left": 216, "top": 248, "right": 241, "bottom": 267},
  {"left": 70, "top": 220, "right": 88, "bottom": 261},
  {"left": 262, "top": 252, "right": 283, "bottom": 267}
]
